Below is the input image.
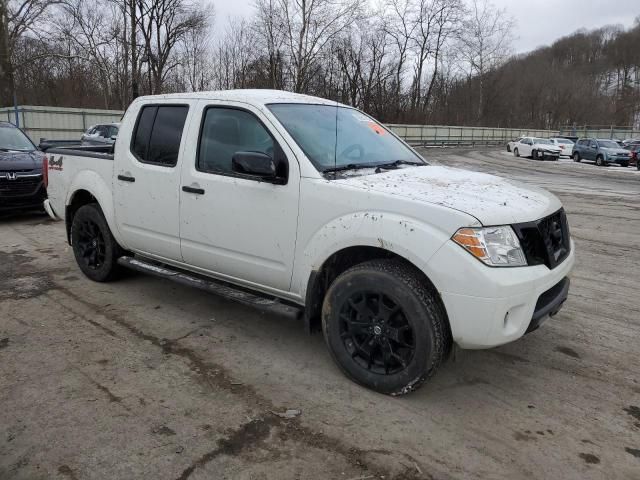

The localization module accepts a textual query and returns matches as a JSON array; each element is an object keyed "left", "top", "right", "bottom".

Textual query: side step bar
[{"left": 117, "top": 256, "right": 302, "bottom": 317}]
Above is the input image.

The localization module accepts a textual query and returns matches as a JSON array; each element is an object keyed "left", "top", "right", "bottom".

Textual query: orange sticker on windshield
[{"left": 367, "top": 122, "right": 385, "bottom": 135}]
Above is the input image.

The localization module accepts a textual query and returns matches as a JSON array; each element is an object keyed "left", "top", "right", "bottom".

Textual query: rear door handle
[
  {"left": 182, "top": 186, "right": 205, "bottom": 195},
  {"left": 117, "top": 175, "right": 135, "bottom": 183}
]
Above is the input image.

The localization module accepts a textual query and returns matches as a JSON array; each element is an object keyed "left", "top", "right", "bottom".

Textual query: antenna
[{"left": 333, "top": 100, "right": 339, "bottom": 179}]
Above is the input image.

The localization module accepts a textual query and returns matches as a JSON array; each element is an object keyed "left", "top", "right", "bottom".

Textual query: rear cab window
[{"left": 131, "top": 105, "right": 189, "bottom": 167}]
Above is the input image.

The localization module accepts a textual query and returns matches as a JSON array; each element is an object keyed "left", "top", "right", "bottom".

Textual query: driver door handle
[{"left": 182, "top": 186, "right": 205, "bottom": 195}]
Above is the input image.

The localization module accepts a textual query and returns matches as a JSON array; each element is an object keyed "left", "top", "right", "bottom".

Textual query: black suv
[{"left": 0, "top": 122, "right": 47, "bottom": 212}]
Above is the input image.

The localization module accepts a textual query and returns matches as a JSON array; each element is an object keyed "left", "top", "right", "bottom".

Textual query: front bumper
[
  {"left": 607, "top": 156, "right": 631, "bottom": 165},
  {"left": 427, "top": 238, "right": 575, "bottom": 349},
  {"left": 539, "top": 151, "right": 560, "bottom": 160},
  {"left": 0, "top": 188, "right": 47, "bottom": 212}
]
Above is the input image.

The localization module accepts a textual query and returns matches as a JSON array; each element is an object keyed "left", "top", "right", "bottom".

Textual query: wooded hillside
[{"left": 1, "top": 0, "right": 639, "bottom": 129}]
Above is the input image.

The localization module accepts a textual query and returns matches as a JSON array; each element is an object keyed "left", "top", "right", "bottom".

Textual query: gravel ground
[{"left": 1, "top": 147, "right": 639, "bottom": 480}]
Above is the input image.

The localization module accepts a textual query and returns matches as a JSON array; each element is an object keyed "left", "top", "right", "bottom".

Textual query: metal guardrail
[
  {"left": 1, "top": 105, "right": 638, "bottom": 145},
  {"left": 386, "top": 124, "right": 559, "bottom": 146},
  {"left": 0, "top": 105, "right": 123, "bottom": 141}
]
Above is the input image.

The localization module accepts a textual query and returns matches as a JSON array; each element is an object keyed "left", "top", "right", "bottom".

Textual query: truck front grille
[{"left": 512, "top": 208, "right": 571, "bottom": 269}]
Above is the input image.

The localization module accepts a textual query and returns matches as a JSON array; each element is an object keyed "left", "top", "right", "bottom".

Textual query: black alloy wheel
[
  {"left": 75, "top": 219, "right": 107, "bottom": 270},
  {"left": 338, "top": 291, "right": 415, "bottom": 375},
  {"left": 322, "top": 259, "right": 450, "bottom": 395},
  {"left": 71, "top": 203, "right": 122, "bottom": 282}
]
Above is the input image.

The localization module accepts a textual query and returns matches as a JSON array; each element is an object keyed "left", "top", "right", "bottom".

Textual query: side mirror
[{"left": 232, "top": 151, "right": 276, "bottom": 180}]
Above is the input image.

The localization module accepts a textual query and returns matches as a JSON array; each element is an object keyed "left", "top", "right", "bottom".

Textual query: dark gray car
[{"left": 0, "top": 122, "right": 47, "bottom": 212}]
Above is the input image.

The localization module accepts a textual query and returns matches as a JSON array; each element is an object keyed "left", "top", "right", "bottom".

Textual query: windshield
[
  {"left": 0, "top": 125, "right": 35, "bottom": 151},
  {"left": 267, "top": 104, "right": 424, "bottom": 171},
  {"left": 598, "top": 140, "right": 619, "bottom": 148},
  {"left": 533, "top": 138, "right": 552, "bottom": 145}
]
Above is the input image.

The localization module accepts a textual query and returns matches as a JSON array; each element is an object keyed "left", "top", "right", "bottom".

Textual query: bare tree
[
  {"left": 136, "top": 0, "right": 210, "bottom": 94},
  {"left": 273, "top": 0, "right": 362, "bottom": 93},
  {"left": 457, "top": 0, "right": 513, "bottom": 121},
  {"left": 1, "top": 0, "right": 60, "bottom": 106}
]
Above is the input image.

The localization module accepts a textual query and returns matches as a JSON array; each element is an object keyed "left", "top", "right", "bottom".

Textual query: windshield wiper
[
  {"left": 322, "top": 163, "right": 375, "bottom": 173},
  {"left": 323, "top": 159, "right": 426, "bottom": 174},
  {"left": 374, "top": 160, "right": 426, "bottom": 172}
]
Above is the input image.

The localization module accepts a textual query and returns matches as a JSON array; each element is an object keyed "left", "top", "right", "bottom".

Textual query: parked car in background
[
  {"left": 506, "top": 137, "right": 522, "bottom": 152},
  {"left": 623, "top": 143, "right": 639, "bottom": 168},
  {"left": 43, "top": 90, "right": 574, "bottom": 395},
  {"left": 81, "top": 123, "right": 120, "bottom": 146},
  {"left": 572, "top": 138, "right": 632, "bottom": 167},
  {"left": 512, "top": 137, "right": 561, "bottom": 160},
  {"left": 549, "top": 137, "right": 574, "bottom": 157},
  {"left": 556, "top": 136, "right": 579, "bottom": 143},
  {"left": 621, "top": 138, "right": 639, "bottom": 147},
  {"left": 0, "top": 121, "right": 47, "bottom": 213}
]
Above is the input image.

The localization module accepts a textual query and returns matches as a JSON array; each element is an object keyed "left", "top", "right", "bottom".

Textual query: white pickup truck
[{"left": 44, "top": 90, "right": 574, "bottom": 395}]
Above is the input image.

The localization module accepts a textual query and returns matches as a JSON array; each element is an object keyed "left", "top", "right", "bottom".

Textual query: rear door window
[{"left": 131, "top": 105, "right": 189, "bottom": 167}]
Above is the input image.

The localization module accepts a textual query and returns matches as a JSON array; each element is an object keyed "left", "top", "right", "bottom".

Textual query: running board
[{"left": 117, "top": 256, "right": 302, "bottom": 316}]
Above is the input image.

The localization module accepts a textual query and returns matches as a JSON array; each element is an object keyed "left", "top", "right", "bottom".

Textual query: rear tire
[
  {"left": 621, "top": 161, "right": 629, "bottom": 168},
  {"left": 71, "top": 203, "right": 123, "bottom": 282},
  {"left": 322, "top": 259, "right": 450, "bottom": 396},
  {"left": 573, "top": 152, "right": 581, "bottom": 162},
  {"left": 506, "top": 145, "right": 511, "bottom": 152},
  {"left": 514, "top": 148, "right": 520, "bottom": 157}
]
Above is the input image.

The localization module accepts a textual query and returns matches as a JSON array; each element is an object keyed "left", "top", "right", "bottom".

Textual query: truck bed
[{"left": 45, "top": 146, "right": 115, "bottom": 221}]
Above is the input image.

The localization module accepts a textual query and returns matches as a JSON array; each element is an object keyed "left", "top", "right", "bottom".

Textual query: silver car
[{"left": 81, "top": 123, "right": 120, "bottom": 146}]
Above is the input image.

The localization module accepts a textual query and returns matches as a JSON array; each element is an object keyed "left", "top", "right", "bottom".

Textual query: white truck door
[
  {"left": 178, "top": 101, "right": 300, "bottom": 292},
  {"left": 113, "top": 102, "right": 192, "bottom": 261}
]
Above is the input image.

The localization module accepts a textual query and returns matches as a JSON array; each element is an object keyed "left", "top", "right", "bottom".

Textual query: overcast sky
[{"left": 212, "top": 0, "right": 639, "bottom": 54}]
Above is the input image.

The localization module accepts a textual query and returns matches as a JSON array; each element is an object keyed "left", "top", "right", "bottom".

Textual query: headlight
[{"left": 452, "top": 226, "right": 528, "bottom": 267}]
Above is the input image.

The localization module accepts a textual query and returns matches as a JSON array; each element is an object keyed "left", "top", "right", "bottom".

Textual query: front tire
[
  {"left": 621, "top": 161, "right": 629, "bottom": 168},
  {"left": 532, "top": 149, "right": 539, "bottom": 160},
  {"left": 322, "top": 259, "right": 450, "bottom": 396},
  {"left": 71, "top": 203, "right": 123, "bottom": 282},
  {"left": 596, "top": 155, "right": 605, "bottom": 167}
]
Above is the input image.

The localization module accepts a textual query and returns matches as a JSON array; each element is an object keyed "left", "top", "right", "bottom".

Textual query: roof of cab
[{"left": 135, "top": 89, "right": 342, "bottom": 107}]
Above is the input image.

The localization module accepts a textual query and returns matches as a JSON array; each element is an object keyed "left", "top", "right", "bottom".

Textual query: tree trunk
[
  {"left": 0, "top": 2, "right": 14, "bottom": 108},
  {"left": 130, "top": 0, "right": 139, "bottom": 99}
]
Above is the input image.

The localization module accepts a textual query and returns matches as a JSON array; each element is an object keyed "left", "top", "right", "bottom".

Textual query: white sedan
[
  {"left": 549, "top": 137, "right": 575, "bottom": 157},
  {"left": 506, "top": 137, "right": 522, "bottom": 152},
  {"left": 513, "top": 137, "right": 562, "bottom": 160}
]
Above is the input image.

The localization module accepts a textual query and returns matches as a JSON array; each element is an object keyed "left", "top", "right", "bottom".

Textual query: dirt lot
[{"left": 1, "top": 147, "right": 639, "bottom": 480}]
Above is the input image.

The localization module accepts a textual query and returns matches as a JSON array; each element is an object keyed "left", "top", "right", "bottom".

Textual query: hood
[
  {"left": 601, "top": 147, "right": 630, "bottom": 156},
  {"left": 533, "top": 143, "right": 561, "bottom": 151},
  {"left": 334, "top": 166, "right": 561, "bottom": 226},
  {"left": 0, "top": 150, "right": 43, "bottom": 172}
]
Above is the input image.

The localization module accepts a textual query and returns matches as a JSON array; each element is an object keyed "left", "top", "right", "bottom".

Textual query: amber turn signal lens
[{"left": 452, "top": 228, "right": 489, "bottom": 261}]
